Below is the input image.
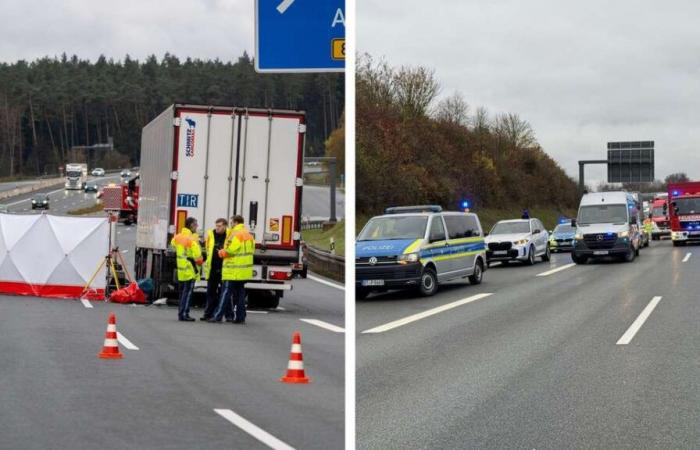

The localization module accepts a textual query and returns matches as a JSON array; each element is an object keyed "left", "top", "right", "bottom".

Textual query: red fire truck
[
  {"left": 101, "top": 176, "right": 140, "bottom": 225},
  {"left": 650, "top": 194, "right": 670, "bottom": 240},
  {"left": 667, "top": 182, "right": 700, "bottom": 246}
]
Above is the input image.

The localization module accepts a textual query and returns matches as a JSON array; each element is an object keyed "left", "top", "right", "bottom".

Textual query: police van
[{"left": 355, "top": 205, "right": 487, "bottom": 298}]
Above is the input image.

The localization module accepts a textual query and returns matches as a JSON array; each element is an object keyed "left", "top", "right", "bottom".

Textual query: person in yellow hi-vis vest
[
  {"left": 643, "top": 214, "right": 654, "bottom": 242},
  {"left": 209, "top": 215, "right": 254, "bottom": 323},
  {"left": 171, "top": 217, "right": 203, "bottom": 322},
  {"left": 200, "top": 218, "right": 232, "bottom": 321}
]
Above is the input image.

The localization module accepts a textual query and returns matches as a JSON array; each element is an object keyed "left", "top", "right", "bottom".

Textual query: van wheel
[
  {"left": 469, "top": 260, "right": 484, "bottom": 285},
  {"left": 572, "top": 253, "right": 587, "bottom": 264},
  {"left": 526, "top": 245, "right": 536, "bottom": 265},
  {"left": 541, "top": 245, "right": 551, "bottom": 262},
  {"left": 623, "top": 247, "right": 636, "bottom": 262},
  {"left": 418, "top": 267, "right": 438, "bottom": 297}
]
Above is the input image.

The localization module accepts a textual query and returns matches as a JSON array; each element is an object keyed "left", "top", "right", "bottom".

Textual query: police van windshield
[
  {"left": 358, "top": 216, "right": 428, "bottom": 241},
  {"left": 553, "top": 224, "right": 574, "bottom": 234},
  {"left": 675, "top": 198, "right": 700, "bottom": 215},
  {"left": 577, "top": 205, "right": 627, "bottom": 225},
  {"left": 490, "top": 222, "right": 530, "bottom": 234}
]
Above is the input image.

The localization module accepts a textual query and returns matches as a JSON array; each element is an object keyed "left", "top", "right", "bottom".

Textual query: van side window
[
  {"left": 444, "top": 215, "right": 480, "bottom": 238},
  {"left": 429, "top": 217, "right": 446, "bottom": 242}
]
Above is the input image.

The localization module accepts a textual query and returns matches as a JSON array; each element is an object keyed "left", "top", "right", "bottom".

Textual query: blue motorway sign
[{"left": 255, "top": 0, "right": 345, "bottom": 73}]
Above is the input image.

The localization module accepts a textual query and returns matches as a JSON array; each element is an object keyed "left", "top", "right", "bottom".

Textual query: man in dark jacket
[{"left": 200, "top": 218, "right": 230, "bottom": 321}]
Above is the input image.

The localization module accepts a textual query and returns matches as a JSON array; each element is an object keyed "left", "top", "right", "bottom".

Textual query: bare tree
[
  {"left": 493, "top": 112, "right": 536, "bottom": 149},
  {"left": 392, "top": 65, "right": 440, "bottom": 118},
  {"left": 356, "top": 53, "right": 395, "bottom": 112},
  {"left": 472, "top": 106, "right": 490, "bottom": 133},
  {"left": 434, "top": 91, "right": 470, "bottom": 127}
]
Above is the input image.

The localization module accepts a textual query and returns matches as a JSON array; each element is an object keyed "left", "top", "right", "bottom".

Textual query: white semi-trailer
[{"left": 134, "top": 104, "right": 306, "bottom": 308}]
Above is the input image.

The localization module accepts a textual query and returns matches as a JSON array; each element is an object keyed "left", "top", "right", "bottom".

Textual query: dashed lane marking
[
  {"left": 362, "top": 293, "right": 494, "bottom": 334},
  {"left": 214, "top": 409, "right": 295, "bottom": 450},
  {"left": 300, "top": 318, "right": 345, "bottom": 333},
  {"left": 616, "top": 296, "right": 662, "bottom": 345}
]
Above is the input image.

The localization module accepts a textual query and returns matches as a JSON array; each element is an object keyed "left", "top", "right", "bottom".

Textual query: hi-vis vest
[
  {"left": 222, "top": 224, "right": 255, "bottom": 281},
  {"left": 171, "top": 228, "right": 202, "bottom": 282},
  {"left": 204, "top": 228, "right": 232, "bottom": 280},
  {"left": 643, "top": 218, "right": 653, "bottom": 233}
]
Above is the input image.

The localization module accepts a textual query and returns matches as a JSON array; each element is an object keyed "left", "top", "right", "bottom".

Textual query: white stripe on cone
[
  {"left": 103, "top": 339, "right": 118, "bottom": 347},
  {"left": 107, "top": 324, "right": 116, "bottom": 332},
  {"left": 291, "top": 344, "right": 302, "bottom": 353},
  {"left": 287, "top": 360, "right": 304, "bottom": 370}
]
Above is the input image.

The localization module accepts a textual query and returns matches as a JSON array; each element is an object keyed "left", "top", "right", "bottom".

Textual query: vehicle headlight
[
  {"left": 575, "top": 232, "right": 583, "bottom": 240},
  {"left": 31, "top": 200, "right": 36, "bottom": 204},
  {"left": 618, "top": 231, "right": 629, "bottom": 238},
  {"left": 398, "top": 253, "right": 419, "bottom": 264},
  {"left": 513, "top": 239, "right": 528, "bottom": 245}
]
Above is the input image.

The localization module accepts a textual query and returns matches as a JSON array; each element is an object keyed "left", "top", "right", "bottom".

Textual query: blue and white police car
[{"left": 355, "top": 205, "right": 487, "bottom": 298}]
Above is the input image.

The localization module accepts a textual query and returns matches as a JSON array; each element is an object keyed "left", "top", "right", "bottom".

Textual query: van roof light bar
[{"left": 385, "top": 205, "right": 443, "bottom": 214}]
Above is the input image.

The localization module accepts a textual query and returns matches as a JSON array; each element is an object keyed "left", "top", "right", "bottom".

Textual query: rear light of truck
[{"left": 269, "top": 270, "right": 292, "bottom": 281}]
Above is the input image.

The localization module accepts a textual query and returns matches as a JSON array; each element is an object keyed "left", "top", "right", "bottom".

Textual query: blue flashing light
[
  {"left": 672, "top": 190, "right": 680, "bottom": 197},
  {"left": 461, "top": 200, "right": 470, "bottom": 209}
]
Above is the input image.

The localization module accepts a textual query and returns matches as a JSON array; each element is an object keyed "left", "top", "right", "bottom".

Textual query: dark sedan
[{"left": 31, "top": 193, "right": 50, "bottom": 210}]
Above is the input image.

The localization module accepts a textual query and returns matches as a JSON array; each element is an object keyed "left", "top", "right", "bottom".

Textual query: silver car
[{"left": 485, "top": 219, "right": 550, "bottom": 266}]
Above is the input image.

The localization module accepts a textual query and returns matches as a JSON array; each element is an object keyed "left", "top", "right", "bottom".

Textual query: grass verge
[
  {"left": 67, "top": 203, "right": 104, "bottom": 216},
  {"left": 302, "top": 220, "right": 345, "bottom": 256}
]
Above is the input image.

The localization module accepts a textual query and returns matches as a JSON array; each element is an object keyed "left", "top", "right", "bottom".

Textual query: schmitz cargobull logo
[{"left": 184, "top": 117, "right": 196, "bottom": 157}]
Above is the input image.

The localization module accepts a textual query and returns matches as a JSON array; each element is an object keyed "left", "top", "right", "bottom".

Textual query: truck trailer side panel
[{"left": 136, "top": 105, "right": 175, "bottom": 250}]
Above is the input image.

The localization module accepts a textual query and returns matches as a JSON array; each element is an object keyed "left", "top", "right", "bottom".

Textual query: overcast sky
[
  {"left": 360, "top": 0, "right": 700, "bottom": 185},
  {"left": 0, "top": 0, "right": 254, "bottom": 63}
]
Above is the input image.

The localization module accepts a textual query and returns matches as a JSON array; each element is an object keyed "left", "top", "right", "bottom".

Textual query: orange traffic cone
[
  {"left": 98, "top": 312, "right": 123, "bottom": 359},
  {"left": 280, "top": 331, "right": 310, "bottom": 384}
]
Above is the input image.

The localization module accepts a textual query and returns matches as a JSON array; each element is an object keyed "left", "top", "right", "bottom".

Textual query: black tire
[
  {"left": 418, "top": 267, "right": 438, "bottom": 297},
  {"left": 635, "top": 244, "right": 640, "bottom": 256},
  {"left": 572, "top": 253, "right": 587, "bottom": 265},
  {"left": 469, "top": 260, "right": 484, "bottom": 285},
  {"left": 356, "top": 288, "right": 371, "bottom": 300},
  {"left": 526, "top": 245, "right": 536, "bottom": 265},
  {"left": 541, "top": 245, "right": 551, "bottom": 262},
  {"left": 623, "top": 246, "right": 636, "bottom": 262},
  {"left": 486, "top": 261, "right": 491, "bottom": 268},
  {"left": 248, "top": 290, "right": 280, "bottom": 309}
]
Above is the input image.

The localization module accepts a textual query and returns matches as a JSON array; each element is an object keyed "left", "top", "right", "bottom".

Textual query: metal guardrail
[
  {"left": 301, "top": 219, "right": 326, "bottom": 231},
  {"left": 303, "top": 243, "right": 344, "bottom": 282}
]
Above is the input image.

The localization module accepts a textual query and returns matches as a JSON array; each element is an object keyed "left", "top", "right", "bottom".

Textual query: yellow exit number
[{"left": 332, "top": 39, "right": 345, "bottom": 60}]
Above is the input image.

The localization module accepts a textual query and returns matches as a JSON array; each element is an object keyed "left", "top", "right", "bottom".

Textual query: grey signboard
[{"left": 607, "top": 141, "right": 655, "bottom": 183}]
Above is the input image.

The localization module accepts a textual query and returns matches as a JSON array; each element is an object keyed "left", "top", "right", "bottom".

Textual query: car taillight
[{"left": 269, "top": 271, "right": 292, "bottom": 281}]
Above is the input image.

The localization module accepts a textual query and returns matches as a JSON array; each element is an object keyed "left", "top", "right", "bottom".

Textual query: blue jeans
[
  {"left": 178, "top": 280, "right": 195, "bottom": 320},
  {"left": 213, "top": 281, "right": 246, "bottom": 322}
]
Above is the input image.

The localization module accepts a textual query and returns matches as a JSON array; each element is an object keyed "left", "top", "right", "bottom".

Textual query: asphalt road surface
[
  {"left": 357, "top": 242, "right": 700, "bottom": 449},
  {"left": 0, "top": 179, "right": 345, "bottom": 449},
  {"left": 302, "top": 185, "right": 345, "bottom": 220}
]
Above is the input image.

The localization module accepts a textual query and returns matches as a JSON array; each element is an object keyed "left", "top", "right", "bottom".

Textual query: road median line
[
  {"left": 307, "top": 274, "right": 344, "bottom": 290},
  {"left": 616, "top": 296, "right": 662, "bottom": 345},
  {"left": 683, "top": 252, "right": 692, "bottom": 263},
  {"left": 214, "top": 408, "right": 295, "bottom": 450},
  {"left": 362, "top": 293, "right": 494, "bottom": 334},
  {"left": 300, "top": 318, "right": 345, "bottom": 333},
  {"left": 116, "top": 332, "right": 139, "bottom": 350},
  {"left": 536, "top": 263, "right": 576, "bottom": 277},
  {"left": 80, "top": 299, "right": 93, "bottom": 308}
]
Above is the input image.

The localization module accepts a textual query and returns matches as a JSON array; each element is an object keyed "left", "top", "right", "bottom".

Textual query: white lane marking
[
  {"left": 247, "top": 310, "right": 269, "bottom": 314},
  {"left": 536, "top": 263, "right": 576, "bottom": 277},
  {"left": 362, "top": 293, "right": 494, "bottom": 334},
  {"left": 683, "top": 252, "right": 692, "bottom": 263},
  {"left": 308, "top": 274, "right": 344, "bottom": 291},
  {"left": 214, "top": 409, "right": 295, "bottom": 450},
  {"left": 300, "top": 318, "right": 345, "bottom": 333},
  {"left": 616, "top": 296, "right": 662, "bottom": 345},
  {"left": 121, "top": 249, "right": 129, "bottom": 254},
  {"left": 116, "top": 332, "right": 140, "bottom": 350},
  {"left": 276, "top": 0, "right": 295, "bottom": 14},
  {"left": 80, "top": 299, "right": 93, "bottom": 308}
]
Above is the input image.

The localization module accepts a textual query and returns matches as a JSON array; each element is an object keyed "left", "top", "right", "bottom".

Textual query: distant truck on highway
[
  {"left": 65, "top": 163, "right": 88, "bottom": 190},
  {"left": 571, "top": 191, "right": 643, "bottom": 264},
  {"left": 667, "top": 181, "right": 700, "bottom": 246},
  {"left": 134, "top": 104, "right": 306, "bottom": 308}
]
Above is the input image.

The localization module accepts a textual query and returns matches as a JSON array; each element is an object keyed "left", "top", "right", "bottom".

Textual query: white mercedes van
[{"left": 571, "top": 191, "right": 643, "bottom": 264}]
